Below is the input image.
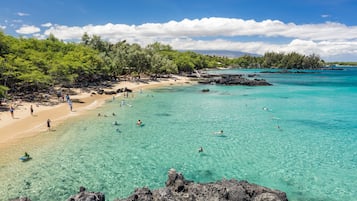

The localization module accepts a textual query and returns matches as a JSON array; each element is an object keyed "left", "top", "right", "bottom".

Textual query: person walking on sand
[
  {"left": 47, "top": 119, "right": 51, "bottom": 131},
  {"left": 68, "top": 100, "right": 73, "bottom": 111}
]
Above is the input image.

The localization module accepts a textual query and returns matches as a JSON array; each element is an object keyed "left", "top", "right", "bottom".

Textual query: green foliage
[
  {"left": 0, "top": 85, "right": 9, "bottom": 98},
  {"left": 150, "top": 53, "right": 178, "bottom": 74},
  {"left": 17, "top": 70, "right": 52, "bottom": 90},
  {"left": 233, "top": 55, "right": 261, "bottom": 68},
  {"left": 0, "top": 32, "right": 106, "bottom": 94},
  {"left": 0, "top": 31, "right": 10, "bottom": 56},
  {"left": 0, "top": 30, "right": 327, "bottom": 98},
  {"left": 248, "top": 51, "right": 325, "bottom": 69},
  {"left": 146, "top": 42, "right": 172, "bottom": 52}
]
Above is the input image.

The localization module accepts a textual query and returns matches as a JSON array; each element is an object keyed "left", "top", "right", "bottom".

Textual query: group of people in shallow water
[{"left": 98, "top": 112, "right": 117, "bottom": 117}]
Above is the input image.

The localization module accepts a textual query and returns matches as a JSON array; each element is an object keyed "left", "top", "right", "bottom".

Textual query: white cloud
[
  {"left": 41, "top": 22, "right": 52, "bottom": 27},
  {"left": 167, "top": 38, "right": 357, "bottom": 59},
  {"left": 38, "top": 17, "right": 357, "bottom": 61},
  {"left": 0, "top": 25, "right": 6, "bottom": 30},
  {"left": 17, "top": 12, "right": 29, "bottom": 17},
  {"left": 16, "top": 25, "right": 41, "bottom": 34}
]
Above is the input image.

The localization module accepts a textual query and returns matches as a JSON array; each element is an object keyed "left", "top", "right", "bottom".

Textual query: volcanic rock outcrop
[
  {"left": 66, "top": 168, "right": 288, "bottom": 201},
  {"left": 198, "top": 74, "right": 272, "bottom": 86}
]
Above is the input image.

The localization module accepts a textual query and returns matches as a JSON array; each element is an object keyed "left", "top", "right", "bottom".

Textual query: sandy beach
[{"left": 0, "top": 76, "right": 194, "bottom": 160}]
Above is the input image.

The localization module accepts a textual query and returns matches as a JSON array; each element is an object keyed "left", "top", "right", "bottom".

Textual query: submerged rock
[{"left": 201, "top": 88, "right": 210, "bottom": 92}]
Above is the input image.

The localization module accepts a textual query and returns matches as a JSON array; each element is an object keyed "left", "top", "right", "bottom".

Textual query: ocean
[{"left": 0, "top": 67, "right": 356, "bottom": 201}]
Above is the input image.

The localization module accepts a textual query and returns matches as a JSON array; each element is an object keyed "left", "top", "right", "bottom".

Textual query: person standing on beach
[
  {"left": 68, "top": 100, "right": 73, "bottom": 111},
  {"left": 66, "top": 94, "right": 70, "bottom": 102},
  {"left": 30, "top": 105, "right": 34, "bottom": 116},
  {"left": 9, "top": 106, "right": 14, "bottom": 118},
  {"left": 56, "top": 91, "right": 62, "bottom": 102},
  {"left": 47, "top": 119, "right": 51, "bottom": 131}
]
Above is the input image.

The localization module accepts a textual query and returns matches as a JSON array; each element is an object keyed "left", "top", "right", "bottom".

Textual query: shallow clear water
[{"left": 1, "top": 68, "right": 356, "bottom": 201}]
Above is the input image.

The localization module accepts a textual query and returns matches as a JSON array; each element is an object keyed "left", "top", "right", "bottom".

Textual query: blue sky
[{"left": 0, "top": 0, "right": 356, "bottom": 61}]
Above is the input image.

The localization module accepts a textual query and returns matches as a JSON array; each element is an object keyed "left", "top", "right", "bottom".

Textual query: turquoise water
[{"left": 1, "top": 68, "right": 357, "bottom": 201}]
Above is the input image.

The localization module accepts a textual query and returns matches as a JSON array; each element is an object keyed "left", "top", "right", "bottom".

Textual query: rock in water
[
  {"left": 114, "top": 168, "right": 288, "bottom": 201},
  {"left": 65, "top": 169, "right": 288, "bottom": 201}
]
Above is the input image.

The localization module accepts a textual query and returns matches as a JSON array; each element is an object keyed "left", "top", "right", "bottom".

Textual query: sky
[{"left": 0, "top": 0, "right": 356, "bottom": 61}]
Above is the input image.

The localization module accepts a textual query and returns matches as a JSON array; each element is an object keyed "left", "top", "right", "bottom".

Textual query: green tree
[
  {"left": 150, "top": 53, "right": 177, "bottom": 75},
  {"left": 0, "top": 85, "right": 9, "bottom": 98}
]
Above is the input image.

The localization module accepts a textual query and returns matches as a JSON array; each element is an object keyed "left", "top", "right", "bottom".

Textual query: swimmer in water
[
  {"left": 213, "top": 130, "right": 224, "bottom": 134},
  {"left": 137, "top": 119, "right": 142, "bottom": 126},
  {"left": 198, "top": 147, "right": 203, "bottom": 152}
]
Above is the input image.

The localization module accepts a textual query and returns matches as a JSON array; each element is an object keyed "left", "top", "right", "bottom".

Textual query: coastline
[
  {"left": 1, "top": 68, "right": 356, "bottom": 201},
  {"left": 0, "top": 76, "right": 195, "bottom": 163}
]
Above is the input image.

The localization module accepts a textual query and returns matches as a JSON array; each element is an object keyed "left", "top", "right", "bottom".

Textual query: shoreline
[{"left": 0, "top": 76, "right": 195, "bottom": 163}]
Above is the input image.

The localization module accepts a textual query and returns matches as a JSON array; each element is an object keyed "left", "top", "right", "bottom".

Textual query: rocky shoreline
[
  {"left": 197, "top": 74, "right": 272, "bottom": 86},
  {"left": 10, "top": 169, "right": 288, "bottom": 201},
  {"left": 7, "top": 169, "right": 289, "bottom": 201}
]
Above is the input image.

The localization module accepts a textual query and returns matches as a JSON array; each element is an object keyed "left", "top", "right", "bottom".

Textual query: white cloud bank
[
  {"left": 16, "top": 25, "right": 40, "bottom": 34},
  {"left": 19, "top": 17, "right": 357, "bottom": 61}
]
